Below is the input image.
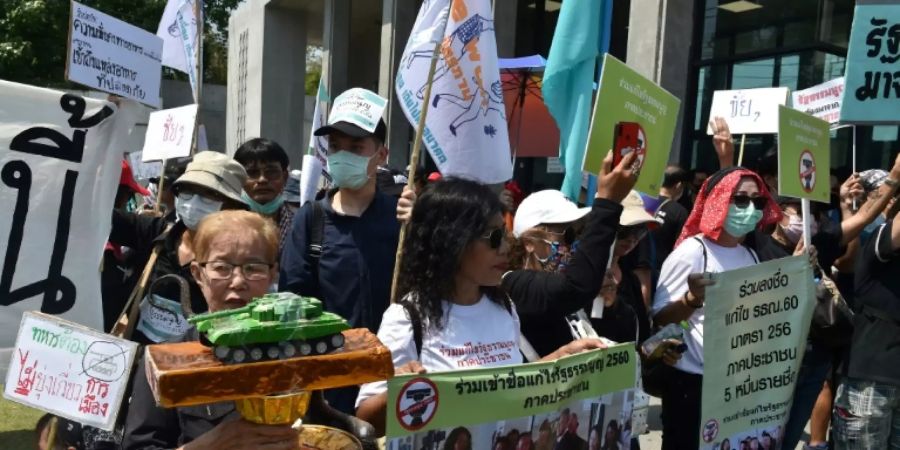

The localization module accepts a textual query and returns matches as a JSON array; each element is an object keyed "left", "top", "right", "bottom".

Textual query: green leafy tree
[{"left": 0, "top": 0, "right": 238, "bottom": 87}]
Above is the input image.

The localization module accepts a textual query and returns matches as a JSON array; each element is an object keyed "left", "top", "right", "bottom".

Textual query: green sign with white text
[
  {"left": 699, "top": 256, "right": 815, "bottom": 449},
  {"left": 777, "top": 105, "right": 831, "bottom": 203},
  {"left": 583, "top": 54, "right": 681, "bottom": 195},
  {"left": 385, "top": 344, "right": 636, "bottom": 447}
]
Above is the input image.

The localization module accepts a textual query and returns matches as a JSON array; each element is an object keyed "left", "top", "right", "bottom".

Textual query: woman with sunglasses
[
  {"left": 355, "top": 153, "right": 639, "bottom": 435},
  {"left": 650, "top": 167, "right": 781, "bottom": 450}
]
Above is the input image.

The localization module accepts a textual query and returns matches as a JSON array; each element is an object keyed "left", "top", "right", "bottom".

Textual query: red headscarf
[{"left": 676, "top": 168, "right": 782, "bottom": 247}]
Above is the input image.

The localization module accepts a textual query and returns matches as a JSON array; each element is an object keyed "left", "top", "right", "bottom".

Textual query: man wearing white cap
[{"left": 279, "top": 88, "right": 401, "bottom": 414}]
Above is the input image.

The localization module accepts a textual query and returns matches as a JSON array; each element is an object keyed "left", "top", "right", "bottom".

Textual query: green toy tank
[{"left": 188, "top": 293, "right": 350, "bottom": 364}]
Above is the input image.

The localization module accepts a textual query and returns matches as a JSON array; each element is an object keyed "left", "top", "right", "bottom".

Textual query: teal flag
[{"left": 542, "top": 0, "right": 607, "bottom": 201}]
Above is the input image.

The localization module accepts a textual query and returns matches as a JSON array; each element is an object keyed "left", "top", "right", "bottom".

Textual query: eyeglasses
[
  {"left": 617, "top": 225, "right": 648, "bottom": 241},
  {"left": 480, "top": 227, "right": 507, "bottom": 249},
  {"left": 245, "top": 166, "right": 284, "bottom": 180},
  {"left": 732, "top": 194, "right": 767, "bottom": 210},
  {"left": 200, "top": 261, "right": 273, "bottom": 281},
  {"left": 542, "top": 226, "right": 576, "bottom": 246}
]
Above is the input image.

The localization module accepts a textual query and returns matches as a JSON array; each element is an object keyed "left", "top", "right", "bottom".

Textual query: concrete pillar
[
  {"left": 260, "top": 5, "right": 307, "bottom": 169},
  {"left": 627, "top": 0, "right": 695, "bottom": 163},
  {"left": 378, "top": 0, "right": 416, "bottom": 170},
  {"left": 226, "top": 0, "right": 266, "bottom": 156},
  {"left": 323, "top": 0, "right": 351, "bottom": 99},
  {"left": 493, "top": 0, "right": 518, "bottom": 58}
]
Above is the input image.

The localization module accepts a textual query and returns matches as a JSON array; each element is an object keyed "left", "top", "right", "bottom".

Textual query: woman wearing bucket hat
[{"left": 109, "top": 151, "right": 249, "bottom": 345}]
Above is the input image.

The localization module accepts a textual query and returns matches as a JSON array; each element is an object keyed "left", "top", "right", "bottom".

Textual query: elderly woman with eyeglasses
[{"left": 122, "top": 210, "right": 305, "bottom": 450}]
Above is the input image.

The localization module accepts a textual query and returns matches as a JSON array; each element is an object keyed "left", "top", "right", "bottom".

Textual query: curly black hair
[{"left": 396, "top": 177, "right": 507, "bottom": 329}]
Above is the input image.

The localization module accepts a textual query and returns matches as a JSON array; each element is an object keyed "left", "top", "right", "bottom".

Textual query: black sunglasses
[
  {"left": 732, "top": 194, "right": 767, "bottom": 210},
  {"left": 480, "top": 227, "right": 507, "bottom": 249}
]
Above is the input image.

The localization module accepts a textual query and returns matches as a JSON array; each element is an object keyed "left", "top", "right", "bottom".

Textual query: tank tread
[{"left": 213, "top": 333, "right": 346, "bottom": 364}]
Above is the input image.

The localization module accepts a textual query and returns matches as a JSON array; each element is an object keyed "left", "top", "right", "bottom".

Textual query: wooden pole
[
  {"left": 154, "top": 158, "right": 167, "bottom": 214},
  {"left": 737, "top": 134, "right": 747, "bottom": 166},
  {"left": 389, "top": 40, "right": 443, "bottom": 303}
]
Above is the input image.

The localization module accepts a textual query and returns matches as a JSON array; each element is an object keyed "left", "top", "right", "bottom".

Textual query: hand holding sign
[{"left": 709, "top": 117, "right": 735, "bottom": 168}]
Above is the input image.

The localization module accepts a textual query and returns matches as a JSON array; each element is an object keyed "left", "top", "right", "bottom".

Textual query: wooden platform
[{"left": 145, "top": 329, "right": 394, "bottom": 407}]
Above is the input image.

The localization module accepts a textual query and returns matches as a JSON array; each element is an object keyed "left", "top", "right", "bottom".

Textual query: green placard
[
  {"left": 777, "top": 105, "right": 831, "bottom": 202},
  {"left": 385, "top": 344, "right": 636, "bottom": 440},
  {"left": 699, "top": 256, "right": 815, "bottom": 449},
  {"left": 583, "top": 54, "right": 681, "bottom": 195}
]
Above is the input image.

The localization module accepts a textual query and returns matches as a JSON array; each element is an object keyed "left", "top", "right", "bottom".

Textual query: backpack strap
[
  {"left": 693, "top": 236, "right": 708, "bottom": 272},
  {"left": 309, "top": 201, "right": 325, "bottom": 261},
  {"left": 400, "top": 301, "right": 424, "bottom": 358}
]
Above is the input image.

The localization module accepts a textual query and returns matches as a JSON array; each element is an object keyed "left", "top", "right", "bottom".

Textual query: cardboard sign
[
  {"left": 777, "top": 106, "right": 831, "bottom": 203},
  {"left": 386, "top": 345, "right": 636, "bottom": 446},
  {"left": 141, "top": 104, "right": 198, "bottom": 162},
  {"left": 706, "top": 88, "right": 790, "bottom": 135},
  {"left": 328, "top": 88, "right": 388, "bottom": 133},
  {"left": 67, "top": 1, "right": 163, "bottom": 108},
  {"left": 699, "top": 256, "right": 815, "bottom": 449},
  {"left": 583, "top": 54, "right": 681, "bottom": 195},
  {"left": 1, "top": 81, "right": 128, "bottom": 377},
  {"left": 841, "top": 1, "right": 900, "bottom": 124},
  {"left": 792, "top": 78, "right": 845, "bottom": 125},
  {"left": 4, "top": 312, "right": 138, "bottom": 431}
]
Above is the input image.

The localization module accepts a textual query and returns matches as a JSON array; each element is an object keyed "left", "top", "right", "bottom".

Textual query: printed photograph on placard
[{"left": 388, "top": 391, "right": 634, "bottom": 450}]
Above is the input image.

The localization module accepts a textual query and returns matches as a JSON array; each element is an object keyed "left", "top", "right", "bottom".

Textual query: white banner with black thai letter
[
  {"left": 68, "top": 1, "right": 163, "bottom": 107},
  {"left": 0, "top": 80, "right": 128, "bottom": 379},
  {"left": 792, "top": 78, "right": 845, "bottom": 125},
  {"left": 396, "top": 0, "right": 513, "bottom": 184}
]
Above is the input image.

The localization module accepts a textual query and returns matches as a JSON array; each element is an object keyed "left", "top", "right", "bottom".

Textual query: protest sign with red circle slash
[{"left": 395, "top": 377, "right": 439, "bottom": 431}]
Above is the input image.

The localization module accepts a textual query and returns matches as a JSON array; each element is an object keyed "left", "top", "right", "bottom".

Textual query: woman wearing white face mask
[{"left": 110, "top": 151, "right": 249, "bottom": 345}]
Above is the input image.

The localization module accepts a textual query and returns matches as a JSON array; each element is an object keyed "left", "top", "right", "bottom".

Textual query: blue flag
[{"left": 542, "top": 0, "right": 611, "bottom": 201}]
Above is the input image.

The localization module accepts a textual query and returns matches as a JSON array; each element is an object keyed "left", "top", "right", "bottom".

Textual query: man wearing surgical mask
[
  {"left": 234, "top": 138, "right": 295, "bottom": 255},
  {"left": 110, "top": 151, "right": 248, "bottom": 344},
  {"left": 280, "top": 88, "right": 402, "bottom": 414}
]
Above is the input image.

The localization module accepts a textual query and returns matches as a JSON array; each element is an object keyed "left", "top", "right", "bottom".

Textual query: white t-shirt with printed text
[
  {"left": 356, "top": 295, "right": 522, "bottom": 407},
  {"left": 651, "top": 236, "right": 758, "bottom": 375}
]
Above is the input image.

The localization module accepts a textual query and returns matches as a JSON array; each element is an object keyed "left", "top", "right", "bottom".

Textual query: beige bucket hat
[{"left": 172, "top": 151, "right": 248, "bottom": 205}]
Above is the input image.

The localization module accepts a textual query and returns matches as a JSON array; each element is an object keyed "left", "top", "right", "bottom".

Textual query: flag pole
[
  {"left": 390, "top": 40, "right": 443, "bottom": 303},
  {"left": 737, "top": 134, "right": 747, "bottom": 166},
  {"left": 190, "top": 0, "right": 203, "bottom": 154}
]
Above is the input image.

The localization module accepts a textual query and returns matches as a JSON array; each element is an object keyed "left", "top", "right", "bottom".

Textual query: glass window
[{"left": 732, "top": 58, "right": 775, "bottom": 89}]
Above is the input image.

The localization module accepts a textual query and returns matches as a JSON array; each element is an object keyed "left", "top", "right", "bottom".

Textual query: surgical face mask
[
  {"left": 781, "top": 214, "right": 818, "bottom": 245},
  {"left": 175, "top": 193, "right": 223, "bottom": 230},
  {"left": 724, "top": 203, "right": 763, "bottom": 237},
  {"left": 327, "top": 150, "right": 373, "bottom": 189},
  {"left": 242, "top": 191, "right": 284, "bottom": 216}
]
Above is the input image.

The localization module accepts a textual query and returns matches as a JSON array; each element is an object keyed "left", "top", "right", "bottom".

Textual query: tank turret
[{"left": 188, "top": 293, "right": 350, "bottom": 364}]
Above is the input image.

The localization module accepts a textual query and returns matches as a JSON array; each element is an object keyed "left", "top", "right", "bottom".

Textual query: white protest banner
[
  {"left": 127, "top": 152, "right": 162, "bottom": 182},
  {"left": 706, "top": 88, "right": 790, "bottom": 135},
  {"left": 300, "top": 154, "right": 323, "bottom": 206},
  {"left": 308, "top": 79, "right": 330, "bottom": 171},
  {"left": 792, "top": 78, "right": 845, "bottom": 125},
  {"left": 4, "top": 312, "right": 138, "bottom": 431},
  {"left": 67, "top": 1, "right": 163, "bottom": 108},
  {"left": 0, "top": 80, "right": 128, "bottom": 379},
  {"left": 141, "top": 104, "right": 199, "bottom": 162},
  {"left": 396, "top": 0, "right": 514, "bottom": 184},
  {"left": 699, "top": 256, "right": 815, "bottom": 449}
]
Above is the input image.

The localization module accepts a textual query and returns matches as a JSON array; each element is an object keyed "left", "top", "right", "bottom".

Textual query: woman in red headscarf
[{"left": 649, "top": 167, "right": 781, "bottom": 450}]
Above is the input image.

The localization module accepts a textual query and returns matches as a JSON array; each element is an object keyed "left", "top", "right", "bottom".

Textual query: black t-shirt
[
  {"left": 745, "top": 218, "right": 844, "bottom": 270},
  {"left": 618, "top": 250, "right": 651, "bottom": 344},
  {"left": 847, "top": 221, "right": 900, "bottom": 385},
  {"left": 651, "top": 197, "right": 689, "bottom": 270},
  {"left": 590, "top": 298, "right": 638, "bottom": 344}
]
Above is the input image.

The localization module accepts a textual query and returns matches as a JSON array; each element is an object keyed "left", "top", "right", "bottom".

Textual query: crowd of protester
[{"left": 35, "top": 87, "right": 900, "bottom": 450}]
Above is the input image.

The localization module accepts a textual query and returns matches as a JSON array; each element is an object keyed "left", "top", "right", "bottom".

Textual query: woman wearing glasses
[
  {"left": 650, "top": 167, "right": 781, "bottom": 450},
  {"left": 123, "top": 210, "right": 308, "bottom": 450},
  {"left": 355, "top": 153, "right": 638, "bottom": 436}
]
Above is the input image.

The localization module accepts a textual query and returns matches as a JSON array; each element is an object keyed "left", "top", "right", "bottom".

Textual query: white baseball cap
[{"left": 513, "top": 190, "right": 591, "bottom": 237}]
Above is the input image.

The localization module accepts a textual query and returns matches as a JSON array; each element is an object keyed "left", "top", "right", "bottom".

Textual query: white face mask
[
  {"left": 175, "top": 193, "right": 223, "bottom": 230},
  {"left": 781, "top": 214, "right": 818, "bottom": 245}
]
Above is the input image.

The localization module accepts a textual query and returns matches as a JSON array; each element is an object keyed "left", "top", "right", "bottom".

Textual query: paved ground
[{"left": 637, "top": 397, "right": 811, "bottom": 449}]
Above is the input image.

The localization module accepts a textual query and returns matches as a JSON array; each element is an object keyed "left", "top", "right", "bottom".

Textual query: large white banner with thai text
[
  {"left": 396, "top": 0, "right": 513, "bottom": 184},
  {"left": 67, "top": 1, "right": 163, "bottom": 107},
  {"left": 0, "top": 80, "right": 128, "bottom": 379}
]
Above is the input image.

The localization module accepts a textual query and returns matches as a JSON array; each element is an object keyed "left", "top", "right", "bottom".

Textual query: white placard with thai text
[
  {"left": 141, "top": 104, "right": 198, "bottom": 162},
  {"left": 792, "top": 78, "right": 845, "bottom": 125},
  {"left": 4, "top": 312, "right": 138, "bottom": 431},
  {"left": 706, "top": 88, "right": 790, "bottom": 135},
  {"left": 67, "top": 1, "right": 163, "bottom": 108},
  {"left": 1, "top": 81, "right": 127, "bottom": 380}
]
